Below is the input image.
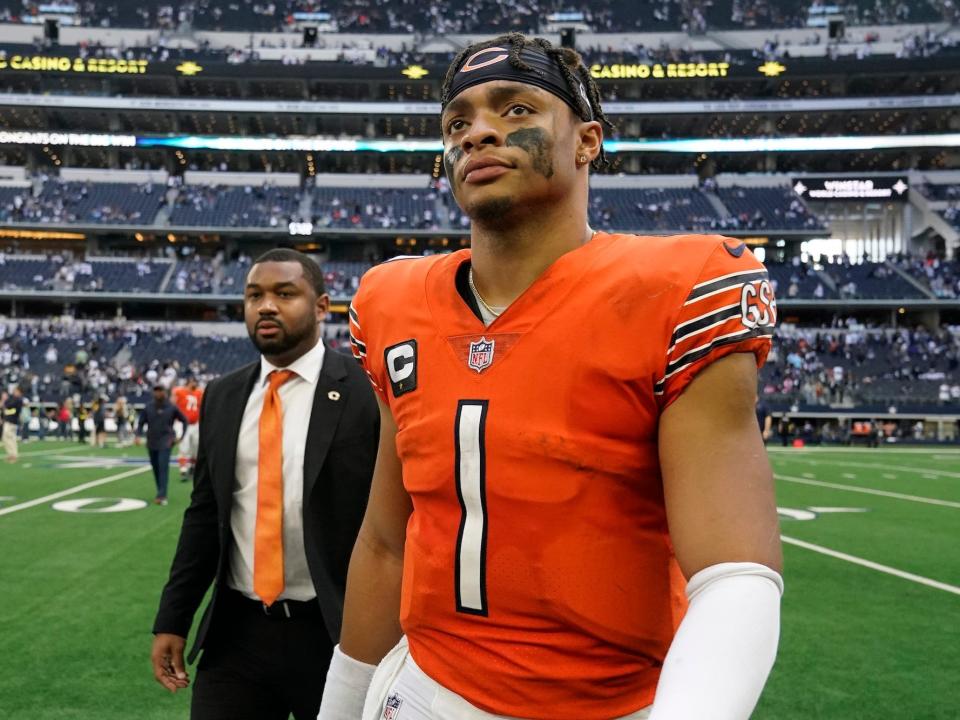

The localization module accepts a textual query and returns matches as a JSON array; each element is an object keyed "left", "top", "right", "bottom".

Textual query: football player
[
  {"left": 171, "top": 375, "right": 203, "bottom": 482},
  {"left": 320, "top": 33, "right": 782, "bottom": 720}
]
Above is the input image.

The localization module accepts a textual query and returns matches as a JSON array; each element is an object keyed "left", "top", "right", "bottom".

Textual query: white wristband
[
  {"left": 317, "top": 644, "right": 377, "bottom": 720},
  {"left": 648, "top": 562, "right": 783, "bottom": 720}
]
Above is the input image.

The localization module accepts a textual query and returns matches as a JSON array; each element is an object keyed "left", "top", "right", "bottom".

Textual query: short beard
[
  {"left": 248, "top": 322, "right": 313, "bottom": 357},
  {"left": 466, "top": 196, "right": 516, "bottom": 229}
]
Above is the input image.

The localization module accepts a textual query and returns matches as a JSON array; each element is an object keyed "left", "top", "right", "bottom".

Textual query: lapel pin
[{"left": 327, "top": 390, "right": 341, "bottom": 401}]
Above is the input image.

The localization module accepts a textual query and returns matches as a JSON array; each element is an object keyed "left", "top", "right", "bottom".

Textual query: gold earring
[{"left": 578, "top": 154, "right": 587, "bottom": 165}]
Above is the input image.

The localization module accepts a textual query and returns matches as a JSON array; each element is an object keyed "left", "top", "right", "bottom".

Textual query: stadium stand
[
  {"left": 168, "top": 183, "right": 302, "bottom": 228},
  {"left": 893, "top": 254, "right": 960, "bottom": 298},
  {"left": 0, "top": 0, "right": 946, "bottom": 32},
  {"left": 3, "top": 317, "right": 957, "bottom": 412},
  {"left": 0, "top": 172, "right": 831, "bottom": 233},
  {"left": 0, "top": 249, "right": 957, "bottom": 302},
  {"left": 0, "top": 186, "right": 31, "bottom": 223},
  {"left": 0, "top": 254, "right": 54, "bottom": 291},
  {"left": 0, "top": 322, "right": 257, "bottom": 402},
  {"left": 323, "top": 261, "right": 368, "bottom": 296},
  {"left": 920, "top": 183, "right": 960, "bottom": 202},
  {"left": 0, "top": 253, "right": 170, "bottom": 293},
  {"left": 761, "top": 324, "right": 960, "bottom": 410},
  {"left": 0, "top": 321, "right": 362, "bottom": 403},
  {"left": 0, "top": 181, "right": 165, "bottom": 225},
  {"left": 766, "top": 258, "right": 837, "bottom": 299},
  {"left": 0, "top": 3, "right": 954, "bottom": 428},
  {"left": 941, "top": 205, "right": 960, "bottom": 232},
  {"left": 819, "top": 259, "right": 929, "bottom": 299},
  {"left": 165, "top": 254, "right": 251, "bottom": 294},
  {"left": 313, "top": 186, "right": 440, "bottom": 230},
  {"left": 589, "top": 187, "right": 721, "bottom": 232},
  {"left": 715, "top": 186, "right": 826, "bottom": 231}
]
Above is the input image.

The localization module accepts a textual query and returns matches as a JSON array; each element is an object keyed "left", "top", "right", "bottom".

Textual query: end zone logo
[{"left": 740, "top": 279, "right": 777, "bottom": 329}]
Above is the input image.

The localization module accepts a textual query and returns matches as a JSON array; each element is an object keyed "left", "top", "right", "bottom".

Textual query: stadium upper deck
[{"left": 0, "top": 0, "right": 949, "bottom": 33}]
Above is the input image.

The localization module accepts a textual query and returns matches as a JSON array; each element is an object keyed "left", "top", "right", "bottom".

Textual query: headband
[{"left": 444, "top": 45, "right": 593, "bottom": 121}]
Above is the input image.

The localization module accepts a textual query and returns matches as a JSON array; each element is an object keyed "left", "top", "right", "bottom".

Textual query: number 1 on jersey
[{"left": 455, "top": 400, "right": 489, "bottom": 616}]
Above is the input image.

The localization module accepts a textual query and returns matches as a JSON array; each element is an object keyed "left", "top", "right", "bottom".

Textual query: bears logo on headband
[
  {"left": 445, "top": 45, "right": 594, "bottom": 122},
  {"left": 460, "top": 47, "right": 509, "bottom": 74}
]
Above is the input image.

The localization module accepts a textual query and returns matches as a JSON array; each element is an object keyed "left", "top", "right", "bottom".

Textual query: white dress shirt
[{"left": 228, "top": 338, "right": 326, "bottom": 602}]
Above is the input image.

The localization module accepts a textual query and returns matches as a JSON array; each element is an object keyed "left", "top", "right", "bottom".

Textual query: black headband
[{"left": 444, "top": 45, "right": 593, "bottom": 121}]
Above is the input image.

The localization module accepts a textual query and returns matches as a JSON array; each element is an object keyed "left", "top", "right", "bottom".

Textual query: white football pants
[{"left": 363, "top": 637, "right": 652, "bottom": 720}]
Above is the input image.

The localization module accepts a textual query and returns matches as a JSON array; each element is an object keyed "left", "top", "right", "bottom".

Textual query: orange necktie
[{"left": 254, "top": 369, "right": 296, "bottom": 607}]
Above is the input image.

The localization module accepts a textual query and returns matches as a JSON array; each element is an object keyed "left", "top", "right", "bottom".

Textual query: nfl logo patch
[
  {"left": 383, "top": 693, "right": 403, "bottom": 720},
  {"left": 467, "top": 337, "right": 495, "bottom": 373}
]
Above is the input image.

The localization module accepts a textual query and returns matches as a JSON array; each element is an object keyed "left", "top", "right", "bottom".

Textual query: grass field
[{"left": 0, "top": 440, "right": 958, "bottom": 719}]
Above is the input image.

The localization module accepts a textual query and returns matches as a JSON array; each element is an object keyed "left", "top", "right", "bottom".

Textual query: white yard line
[
  {"left": 10, "top": 444, "right": 99, "bottom": 459},
  {"left": 781, "top": 535, "right": 960, "bottom": 596},
  {"left": 775, "top": 474, "right": 960, "bottom": 509},
  {"left": 0, "top": 466, "right": 152, "bottom": 517},
  {"left": 767, "top": 447, "right": 960, "bottom": 455},
  {"left": 778, "top": 458, "right": 960, "bottom": 480}
]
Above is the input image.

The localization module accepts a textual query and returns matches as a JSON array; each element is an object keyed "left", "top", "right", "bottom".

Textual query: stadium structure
[
  {"left": 1, "top": 5, "right": 960, "bottom": 720},
  {"left": 0, "top": 0, "right": 957, "bottom": 443}
]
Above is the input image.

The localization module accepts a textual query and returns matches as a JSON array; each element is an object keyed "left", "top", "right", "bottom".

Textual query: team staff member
[
  {"left": 321, "top": 34, "right": 782, "bottom": 720},
  {"left": 151, "top": 249, "right": 378, "bottom": 720},
  {"left": 137, "top": 385, "right": 188, "bottom": 505},
  {"left": 2, "top": 386, "right": 24, "bottom": 463},
  {"left": 172, "top": 376, "right": 204, "bottom": 482}
]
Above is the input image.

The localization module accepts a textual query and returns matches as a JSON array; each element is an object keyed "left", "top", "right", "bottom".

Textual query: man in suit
[
  {"left": 136, "top": 385, "right": 188, "bottom": 505},
  {"left": 150, "top": 248, "right": 379, "bottom": 720}
]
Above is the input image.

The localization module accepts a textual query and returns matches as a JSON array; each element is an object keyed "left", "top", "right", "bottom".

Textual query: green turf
[
  {"left": 0, "top": 440, "right": 194, "bottom": 720},
  {"left": 1, "top": 441, "right": 958, "bottom": 718},
  {"left": 760, "top": 448, "right": 960, "bottom": 720}
]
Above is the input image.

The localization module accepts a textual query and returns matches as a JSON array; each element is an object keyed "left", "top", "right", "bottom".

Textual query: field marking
[
  {"left": 782, "top": 535, "right": 960, "bottom": 596},
  {"left": 9, "top": 444, "right": 99, "bottom": 459},
  {"left": 807, "top": 506, "right": 868, "bottom": 513},
  {"left": 767, "top": 447, "right": 960, "bottom": 455},
  {"left": 779, "top": 458, "right": 960, "bottom": 480},
  {"left": 775, "top": 474, "right": 960, "bottom": 509},
  {"left": 0, "top": 466, "right": 152, "bottom": 517}
]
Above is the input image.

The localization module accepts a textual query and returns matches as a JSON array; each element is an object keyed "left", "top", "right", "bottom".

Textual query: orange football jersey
[
  {"left": 172, "top": 385, "right": 203, "bottom": 425},
  {"left": 349, "top": 232, "right": 775, "bottom": 719}
]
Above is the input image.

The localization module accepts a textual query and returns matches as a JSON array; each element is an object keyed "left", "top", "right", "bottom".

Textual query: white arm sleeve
[
  {"left": 317, "top": 644, "right": 377, "bottom": 720},
  {"left": 647, "top": 562, "right": 784, "bottom": 720}
]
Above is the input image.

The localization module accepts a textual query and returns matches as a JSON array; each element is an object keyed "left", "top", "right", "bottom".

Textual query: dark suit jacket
[{"left": 153, "top": 343, "right": 378, "bottom": 663}]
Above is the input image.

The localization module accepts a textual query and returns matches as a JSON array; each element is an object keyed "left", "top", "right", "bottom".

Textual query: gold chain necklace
[{"left": 468, "top": 267, "right": 503, "bottom": 318}]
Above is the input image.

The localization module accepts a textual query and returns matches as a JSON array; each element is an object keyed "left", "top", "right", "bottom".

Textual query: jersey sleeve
[
  {"left": 656, "top": 239, "right": 776, "bottom": 410},
  {"left": 348, "top": 275, "right": 388, "bottom": 403}
]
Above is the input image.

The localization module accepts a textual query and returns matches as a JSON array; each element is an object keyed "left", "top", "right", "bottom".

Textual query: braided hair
[{"left": 441, "top": 32, "right": 615, "bottom": 169}]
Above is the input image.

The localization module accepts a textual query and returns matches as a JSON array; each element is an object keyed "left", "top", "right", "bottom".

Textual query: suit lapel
[
  {"left": 302, "top": 345, "right": 349, "bottom": 501},
  {"left": 216, "top": 363, "right": 260, "bottom": 506}
]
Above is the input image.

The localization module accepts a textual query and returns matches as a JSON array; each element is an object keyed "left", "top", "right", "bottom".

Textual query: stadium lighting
[
  {"left": 135, "top": 133, "right": 960, "bottom": 154},
  {"left": 4, "top": 131, "right": 960, "bottom": 154}
]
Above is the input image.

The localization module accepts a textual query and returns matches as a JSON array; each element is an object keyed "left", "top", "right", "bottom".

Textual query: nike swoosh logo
[{"left": 724, "top": 241, "right": 747, "bottom": 258}]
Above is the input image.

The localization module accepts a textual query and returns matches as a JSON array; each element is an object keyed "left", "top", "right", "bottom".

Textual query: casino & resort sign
[
  {"left": 0, "top": 55, "right": 149, "bottom": 74},
  {"left": 590, "top": 62, "right": 731, "bottom": 80}
]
